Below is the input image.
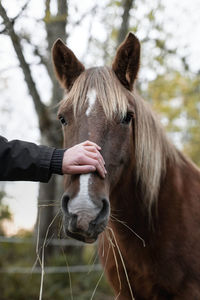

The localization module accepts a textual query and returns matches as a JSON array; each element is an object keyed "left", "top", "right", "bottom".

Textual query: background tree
[{"left": 148, "top": 72, "right": 200, "bottom": 166}]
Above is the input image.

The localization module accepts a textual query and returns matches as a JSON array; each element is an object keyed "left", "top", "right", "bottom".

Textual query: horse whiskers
[
  {"left": 90, "top": 242, "right": 111, "bottom": 300},
  {"left": 110, "top": 215, "right": 146, "bottom": 248},
  {"left": 105, "top": 229, "right": 122, "bottom": 300},
  {"left": 107, "top": 226, "right": 135, "bottom": 300},
  {"left": 110, "top": 214, "right": 126, "bottom": 225},
  {"left": 105, "top": 228, "right": 115, "bottom": 248}
]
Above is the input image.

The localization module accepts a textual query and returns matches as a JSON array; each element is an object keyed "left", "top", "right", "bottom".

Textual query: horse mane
[
  {"left": 133, "top": 92, "right": 180, "bottom": 211},
  {"left": 60, "top": 66, "right": 180, "bottom": 211}
]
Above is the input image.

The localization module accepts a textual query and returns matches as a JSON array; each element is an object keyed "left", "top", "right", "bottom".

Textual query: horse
[{"left": 52, "top": 32, "right": 200, "bottom": 299}]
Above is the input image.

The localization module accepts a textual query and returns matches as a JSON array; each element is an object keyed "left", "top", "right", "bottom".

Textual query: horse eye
[
  {"left": 121, "top": 112, "right": 133, "bottom": 124},
  {"left": 59, "top": 116, "right": 67, "bottom": 126}
]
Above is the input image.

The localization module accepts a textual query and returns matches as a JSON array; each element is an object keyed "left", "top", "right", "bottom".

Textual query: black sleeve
[
  {"left": 0, "top": 136, "right": 56, "bottom": 182},
  {"left": 50, "top": 148, "right": 66, "bottom": 175}
]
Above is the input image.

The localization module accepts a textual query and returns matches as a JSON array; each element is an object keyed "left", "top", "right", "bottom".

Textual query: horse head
[{"left": 52, "top": 33, "right": 140, "bottom": 243}]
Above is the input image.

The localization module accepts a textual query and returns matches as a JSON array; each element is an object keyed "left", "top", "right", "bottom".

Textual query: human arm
[
  {"left": 0, "top": 136, "right": 54, "bottom": 182},
  {"left": 0, "top": 136, "right": 106, "bottom": 182}
]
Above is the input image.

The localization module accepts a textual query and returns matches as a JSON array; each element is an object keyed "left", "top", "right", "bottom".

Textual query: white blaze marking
[
  {"left": 68, "top": 174, "right": 100, "bottom": 231},
  {"left": 68, "top": 88, "right": 98, "bottom": 231},
  {"left": 86, "top": 89, "right": 96, "bottom": 116}
]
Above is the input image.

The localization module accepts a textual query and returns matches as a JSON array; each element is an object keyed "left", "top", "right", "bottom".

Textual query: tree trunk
[
  {"left": 35, "top": 0, "right": 68, "bottom": 256},
  {"left": 0, "top": 0, "right": 68, "bottom": 257},
  {"left": 117, "top": 0, "right": 134, "bottom": 47}
]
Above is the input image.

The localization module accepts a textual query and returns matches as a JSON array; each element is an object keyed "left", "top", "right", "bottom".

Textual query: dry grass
[
  {"left": 90, "top": 242, "right": 111, "bottom": 300},
  {"left": 35, "top": 209, "right": 61, "bottom": 300},
  {"left": 107, "top": 226, "right": 135, "bottom": 300}
]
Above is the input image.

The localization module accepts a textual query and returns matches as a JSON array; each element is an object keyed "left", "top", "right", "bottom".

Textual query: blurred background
[{"left": 0, "top": 0, "right": 199, "bottom": 299}]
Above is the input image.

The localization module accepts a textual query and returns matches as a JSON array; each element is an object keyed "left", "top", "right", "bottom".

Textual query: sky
[{"left": 0, "top": 0, "right": 200, "bottom": 234}]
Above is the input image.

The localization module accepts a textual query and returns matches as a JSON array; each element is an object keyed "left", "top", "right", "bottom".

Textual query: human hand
[{"left": 62, "top": 141, "right": 107, "bottom": 178}]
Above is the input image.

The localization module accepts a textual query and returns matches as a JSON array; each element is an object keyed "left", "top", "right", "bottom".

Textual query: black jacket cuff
[{"left": 50, "top": 149, "right": 65, "bottom": 175}]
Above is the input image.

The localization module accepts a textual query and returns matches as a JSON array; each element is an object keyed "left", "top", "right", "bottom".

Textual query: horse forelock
[
  {"left": 60, "top": 66, "right": 180, "bottom": 212},
  {"left": 60, "top": 66, "right": 128, "bottom": 120}
]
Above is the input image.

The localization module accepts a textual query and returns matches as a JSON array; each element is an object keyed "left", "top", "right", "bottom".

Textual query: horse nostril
[
  {"left": 70, "top": 214, "right": 78, "bottom": 231},
  {"left": 101, "top": 199, "right": 110, "bottom": 219},
  {"left": 62, "top": 194, "right": 70, "bottom": 213},
  {"left": 91, "top": 198, "right": 110, "bottom": 226}
]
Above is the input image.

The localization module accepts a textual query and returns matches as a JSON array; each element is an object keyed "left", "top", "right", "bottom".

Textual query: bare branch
[
  {"left": 33, "top": 45, "right": 52, "bottom": 77},
  {"left": 80, "top": 5, "right": 99, "bottom": 63},
  {"left": 19, "top": 33, "right": 52, "bottom": 79},
  {"left": 0, "top": 1, "right": 50, "bottom": 132},
  {"left": 12, "top": 0, "right": 30, "bottom": 23},
  {"left": 72, "top": 4, "right": 98, "bottom": 27}
]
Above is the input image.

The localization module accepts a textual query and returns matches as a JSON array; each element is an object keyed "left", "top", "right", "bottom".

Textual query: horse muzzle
[{"left": 61, "top": 194, "right": 110, "bottom": 243}]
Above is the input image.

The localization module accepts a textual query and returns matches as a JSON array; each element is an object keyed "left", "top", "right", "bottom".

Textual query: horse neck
[
  {"left": 157, "top": 152, "right": 200, "bottom": 227},
  {"left": 109, "top": 151, "right": 200, "bottom": 243},
  {"left": 110, "top": 167, "right": 150, "bottom": 240}
]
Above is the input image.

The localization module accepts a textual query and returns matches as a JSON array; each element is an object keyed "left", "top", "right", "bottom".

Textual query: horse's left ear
[
  {"left": 52, "top": 39, "right": 85, "bottom": 90},
  {"left": 112, "top": 32, "right": 140, "bottom": 91}
]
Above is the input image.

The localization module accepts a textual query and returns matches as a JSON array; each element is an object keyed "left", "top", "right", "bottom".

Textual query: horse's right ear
[
  {"left": 52, "top": 39, "right": 85, "bottom": 90},
  {"left": 112, "top": 32, "right": 140, "bottom": 91}
]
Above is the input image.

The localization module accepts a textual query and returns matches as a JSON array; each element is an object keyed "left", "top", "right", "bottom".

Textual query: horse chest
[
  {"left": 99, "top": 229, "right": 159, "bottom": 299},
  {"left": 119, "top": 241, "right": 158, "bottom": 298}
]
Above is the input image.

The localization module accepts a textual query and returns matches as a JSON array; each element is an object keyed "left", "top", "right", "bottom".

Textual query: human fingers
[
  {"left": 82, "top": 140, "right": 101, "bottom": 150},
  {"left": 84, "top": 145, "right": 100, "bottom": 152},
  {"left": 81, "top": 156, "right": 106, "bottom": 178},
  {"left": 84, "top": 146, "right": 105, "bottom": 164},
  {"left": 67, "top": 165, "right": 96, "bottom": 174},
  {"left": 84, "top": 150, "right": 106, "bottom": 172}
]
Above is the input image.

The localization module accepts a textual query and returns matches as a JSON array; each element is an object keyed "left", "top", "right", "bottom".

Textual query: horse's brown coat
[
  {"left": 100, "top": 154, "right": 200, "bottom": 299},
  {"left": 52, "top": 33, "right": 200, "bottom": 299}
]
